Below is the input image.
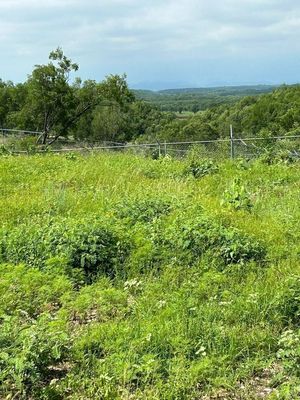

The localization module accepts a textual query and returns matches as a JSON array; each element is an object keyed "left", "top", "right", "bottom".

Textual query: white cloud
[{"left": 0, "top": 0, "right": 300, "bottom": 85}]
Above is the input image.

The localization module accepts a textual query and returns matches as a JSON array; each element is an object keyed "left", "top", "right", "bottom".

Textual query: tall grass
[{"left": 0, "top": 152, "right": 300, "bottom": 399}]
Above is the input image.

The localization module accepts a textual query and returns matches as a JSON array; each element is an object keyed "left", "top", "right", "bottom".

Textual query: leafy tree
[
  {"left": 24, "top": 48, "right": 81, "bottom": 144},
  {"left": 0, "top": 80, "right": 12, "bottom": 126},
  {"left": 0, "top": 81, "right": 28, "bottom": 128},
  {"left": 98, "top": 74, "right": 135, "bottom": 109},
  {"left": 72, "top": 75, "right": 135, "bottom": 143},
  {"left": 10, "top": 48, "right": 100, "bottom": 146},
  {"left": 91, "top": 104, "right": 124, "bottom": 142},
  {"left": 71, "top": 79, "right": 99, "bottom": 141}
]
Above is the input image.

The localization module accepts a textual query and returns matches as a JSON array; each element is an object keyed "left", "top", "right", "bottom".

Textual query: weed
[
  {"left": 0, "top": 218, "right": 131, "bottom": 281},
  {"left": 221, "top": 178, "right": 253, "bottom": 211},
  {"left": 115, "top": 198, "right": 172, "bottom": 224},
  {"left": 184, "top": 158, "right": 219, "bottom": 179}
]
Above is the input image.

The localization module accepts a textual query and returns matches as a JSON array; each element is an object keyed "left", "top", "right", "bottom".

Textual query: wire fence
[{"left": 1, "top": 127, "right": 300, "bottom": 160}]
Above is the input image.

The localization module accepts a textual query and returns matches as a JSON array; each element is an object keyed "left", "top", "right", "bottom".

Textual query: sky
[{"left": 0, "top": 0, "right": 300, "bottom": 90}]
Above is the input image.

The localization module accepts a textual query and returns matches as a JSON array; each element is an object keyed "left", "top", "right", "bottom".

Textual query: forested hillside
[
  {"left": 144, "top": 85, "right": 300, "bottom": 143},
  {"left": 134, "top": 85, "right": 276, "bottom": 113}
]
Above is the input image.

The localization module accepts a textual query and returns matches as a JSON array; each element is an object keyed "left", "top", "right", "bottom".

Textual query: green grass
[{"left": 1, "top": 152, "right": 300, "bottom": 399}]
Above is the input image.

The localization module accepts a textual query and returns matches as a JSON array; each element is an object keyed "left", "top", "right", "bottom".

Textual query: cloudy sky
[{"left": 0, "top": 0, "right": 300, "bottom": 89}]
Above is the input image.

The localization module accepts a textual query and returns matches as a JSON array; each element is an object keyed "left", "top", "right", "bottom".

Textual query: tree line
[
  {"left": 1, "top": 48, "right": 300, "bottom": 146},
  {"left": 0, "top": 48, "right": 175, "bottom": 146},
  {"left": 134, "top": 85, "right": 276, "bottom": 113}
]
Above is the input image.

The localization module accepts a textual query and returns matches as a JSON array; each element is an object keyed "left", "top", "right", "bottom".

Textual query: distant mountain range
[
  {"left": 130, "top": 80, "right": 279, "bottom": 91},
  {"left": 133, "top": 84, "right": 278, "bottom": 95}
]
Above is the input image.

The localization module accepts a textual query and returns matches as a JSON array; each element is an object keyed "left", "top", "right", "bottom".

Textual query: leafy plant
[
  {"left": 277, "top": 329, "right": 300, "bottom": 377},
  {"left": 65, "top": 152, "right": 77, "bottom": 160},
  {"left": 221, "top": 178, "right": 253, "bottom": 211},
  {"left": 278, "top": 275, "right": 300, "bottom": 326},
  {"left": 0, "top": 218, "right": 131, "bottom": 281},
  {"left": 166, "top": 214, "right": 266, "bottom": 267},
  {"left": 184, "top": 158, "right": 218, "bottom": 178},
  {"left": 115, "top": 198, "right": 172, "bottom": 224}
]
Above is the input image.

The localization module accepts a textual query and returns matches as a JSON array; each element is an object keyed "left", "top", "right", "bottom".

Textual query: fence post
[
  {"left": 164, "top": 141, "right": 167, "bottom": 156},
  {"left": 230, "top": 124, "right": 234, "bottom": 159}
]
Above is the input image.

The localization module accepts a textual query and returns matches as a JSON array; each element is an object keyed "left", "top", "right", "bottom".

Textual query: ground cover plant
[{"left": 0, "top": 151, "right": 300, "bottom": 399}]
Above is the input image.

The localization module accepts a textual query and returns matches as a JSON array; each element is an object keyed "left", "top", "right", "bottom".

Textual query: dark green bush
[
  {"left": 0, "top": 218, "right": 131, "bottom": 281},
  {"left": 166, "top": 215, "right": 266, "bottom": 267},
  {"left": 183, "top": 158, "right": 218, "bottom": 178},
  {"left": 115, "top": 198, "right": 172, "bottom": 224}
]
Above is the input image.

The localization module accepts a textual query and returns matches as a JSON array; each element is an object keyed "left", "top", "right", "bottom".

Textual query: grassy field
[{"left": 0, "top": 151, "right": 300, "bottom": 399}]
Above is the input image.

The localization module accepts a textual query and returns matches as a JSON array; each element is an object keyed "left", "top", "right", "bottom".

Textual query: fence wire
[{"left": 1, "top": 127, "right": 300, "bottom": 160}]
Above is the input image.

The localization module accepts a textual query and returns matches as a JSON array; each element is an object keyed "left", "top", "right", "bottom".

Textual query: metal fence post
[{"left": 230, "top": 124, "right": 235, "bottom": 159}]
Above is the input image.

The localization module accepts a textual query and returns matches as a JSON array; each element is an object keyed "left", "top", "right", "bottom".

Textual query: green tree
[
  {"left": 98, "top": 74, "right": 135, "bottom": 109},
  {"left": 12, "top": 48, "right": 99, "bottom": 146},
  {"left": 91, "top": 104, "right": 124, "bottom": 142},
  {"left": 71, "top": 79, "right": 99, "bottom": 141},
  {"left": 0, "top": 81, "right": 28, "bottom": 128},
  {"left": 72, "top": 75, "right": 135, "bottom": 143},
  {"left": 26, "top": 48, "right": 80, "bottom": 144}
]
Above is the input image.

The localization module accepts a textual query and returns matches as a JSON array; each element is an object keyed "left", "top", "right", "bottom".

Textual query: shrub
[
  {"left": 0, "top": 218, "right": 131, "bottom": 281},
  {"left": 260, "top": 146, "right": 300, "bottom": 165},
  {"left": 184, "top": 158, "right": 218, "bottom": 179},
  {"left": 5, "top": 135, "right": 38, "bottom": 154},
  {"left": 221, "top": 178, "right": 253, "bottom": 212},
  {"left": 115, "top": 198, "right": 172, "bottom": 224},
  {"left": 166, "top": 214, "right": 266, "bottom": 267}
]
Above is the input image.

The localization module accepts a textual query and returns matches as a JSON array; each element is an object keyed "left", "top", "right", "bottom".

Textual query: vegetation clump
[
  {"left": 115, "top": 198, "right": 172, "bottom": 224},
  {"left": 221, "top": 178, "right": 254, "bottom": 211},
  {"left": 260, "top": 147, "right": 300, "bottom": 165},
  {"left": 166, "top": 214, "right": 265, "bottom": 267},
  {"left": 0, "top": 218, "right": 130, "bottom": 281},
  {"left": 184, "top": 158, "right": 219, "bottom": 179}
]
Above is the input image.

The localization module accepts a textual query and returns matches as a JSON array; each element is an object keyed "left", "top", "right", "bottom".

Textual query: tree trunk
[{"left": 42, "top": 131, "right": 48, "bottom": 145}]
